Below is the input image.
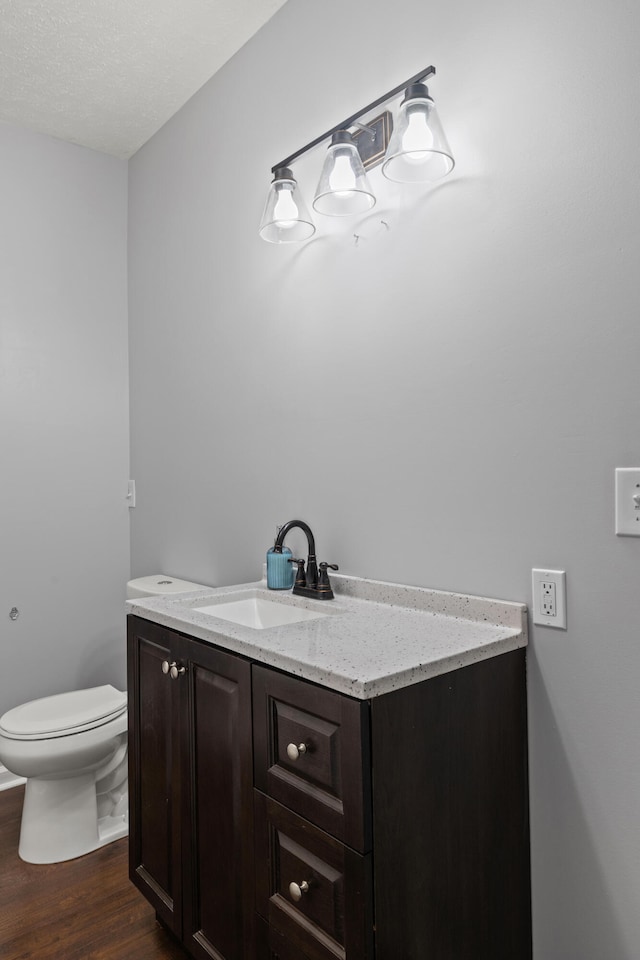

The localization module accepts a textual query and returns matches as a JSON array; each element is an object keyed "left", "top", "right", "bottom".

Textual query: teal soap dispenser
[{"left": 266, "top": 527, "right": 294, "bottom": 590}]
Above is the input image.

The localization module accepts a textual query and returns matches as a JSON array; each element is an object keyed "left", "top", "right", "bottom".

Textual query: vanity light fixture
[{"left": 258, "top": 65, "right": 454, "bottom": 243}]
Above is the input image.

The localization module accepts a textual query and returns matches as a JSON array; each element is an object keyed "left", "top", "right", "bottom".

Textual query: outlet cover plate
[{"left": 532, "top": 568, "right": 567, "bottom": 629}]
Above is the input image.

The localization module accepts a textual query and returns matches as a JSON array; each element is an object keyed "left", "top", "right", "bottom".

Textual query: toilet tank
[{"left": 126, "top": 575, "right": 211, "bottom": 600}]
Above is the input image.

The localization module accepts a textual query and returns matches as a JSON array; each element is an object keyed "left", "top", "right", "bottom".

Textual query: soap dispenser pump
[{"left": 266, "top": 527, "right": 294, "bottom": 590}]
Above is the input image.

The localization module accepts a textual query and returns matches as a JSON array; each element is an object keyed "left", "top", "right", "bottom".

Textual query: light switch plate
[{"left": 615, "top": 468, "right": 640, "bottom": 535}]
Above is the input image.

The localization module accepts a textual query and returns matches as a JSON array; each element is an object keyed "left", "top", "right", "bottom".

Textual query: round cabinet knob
[
  {"left": 289, "top": 880, "right": 310, "bottom": 902},
  {"left": 161, "top": 660, "right": 175, "bottom": 675},
  {"left": 170, "top": 664, "right": 186, "bottom": 680},
  {"left": 286, "top": 742, "right": 307, "bottom": 761}
]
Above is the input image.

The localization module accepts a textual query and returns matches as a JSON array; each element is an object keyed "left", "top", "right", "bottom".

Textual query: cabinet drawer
[
  {"left": 256, "top": 915, "right": 316, "bottom": 960},
  {"left": 254, "top": 792, "right": 373, "bottom": 960},
  {"left": 253, "top": 666, "right": 371, "bottom": 851}
]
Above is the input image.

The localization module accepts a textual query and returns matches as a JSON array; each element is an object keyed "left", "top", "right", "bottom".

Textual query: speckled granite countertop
[{"left": 126, "top": 573, "right": 527, "bottom": 699}]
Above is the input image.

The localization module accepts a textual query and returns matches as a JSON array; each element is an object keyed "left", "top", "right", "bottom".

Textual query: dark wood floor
[{"left": 0, "top": 785, "right": 186, "bottom": 960}]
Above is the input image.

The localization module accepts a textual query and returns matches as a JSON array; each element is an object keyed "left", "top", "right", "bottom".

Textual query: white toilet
[{"left": 0, "top": 573, "right": 210, "bottom": 864}]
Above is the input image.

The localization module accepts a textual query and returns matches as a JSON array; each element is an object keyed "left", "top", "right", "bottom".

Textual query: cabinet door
[
  {"left": 180, "top": 637, "right": 254, "bottom": 960},
  {"left": 127, "top": 616, "right": 183, "bottom": 935}
]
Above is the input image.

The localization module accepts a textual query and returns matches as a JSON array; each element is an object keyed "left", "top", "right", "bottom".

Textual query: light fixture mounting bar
[{"left": 271, "top": 65, "right": 436, "bottom": 174}]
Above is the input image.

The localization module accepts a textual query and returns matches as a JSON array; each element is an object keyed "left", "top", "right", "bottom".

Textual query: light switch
[{"left": 615, "top": 468, "right": 640, "bottom": 536}]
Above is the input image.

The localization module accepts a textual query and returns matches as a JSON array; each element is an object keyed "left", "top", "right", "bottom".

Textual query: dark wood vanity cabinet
[{"left": 128, "top": 615, "right": 532, "bottom": 960}]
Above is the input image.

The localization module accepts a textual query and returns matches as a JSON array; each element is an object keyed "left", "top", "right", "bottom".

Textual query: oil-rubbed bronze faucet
[{"left": 273, "top": 520, "right": 339, "bottom": 600}]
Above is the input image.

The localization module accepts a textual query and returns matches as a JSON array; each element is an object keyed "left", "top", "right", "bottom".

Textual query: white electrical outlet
[
  {"left": 540, "top": 580, "right": 556, "bottom": 617},
  {"left": 532, "top": 569, "right": 567, "bottom": 628}
]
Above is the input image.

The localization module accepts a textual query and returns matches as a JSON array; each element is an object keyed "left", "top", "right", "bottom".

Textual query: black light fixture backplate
[{"left": 351, "top": 111, "right": 393, "bottom": 169}]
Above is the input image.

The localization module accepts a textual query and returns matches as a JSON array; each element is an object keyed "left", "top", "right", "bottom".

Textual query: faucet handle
[
  {"left": 317, "top": 562, "right": 339, "bottom": 599},
  {"left": 289, "top": 557, "right": 307, "bottom": 589}
]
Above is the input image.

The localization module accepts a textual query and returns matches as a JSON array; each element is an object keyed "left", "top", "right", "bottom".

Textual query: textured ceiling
[{"left": 0, "top": 0, "right": 288, "bottom": 158}]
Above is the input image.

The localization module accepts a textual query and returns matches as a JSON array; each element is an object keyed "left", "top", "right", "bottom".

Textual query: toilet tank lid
[
  {"left": 0, "top": 685, "right": 127, "bottom": 737},
  {"left": 127, "top": 574, "right": 211, "bottom": 598}
]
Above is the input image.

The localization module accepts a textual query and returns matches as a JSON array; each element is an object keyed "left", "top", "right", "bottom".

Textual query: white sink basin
[{"left": 193, "top": 595, "right": 330, "bottom": 630}]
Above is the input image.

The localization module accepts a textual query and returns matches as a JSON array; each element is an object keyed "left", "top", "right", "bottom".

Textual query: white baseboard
[{"left": 0, "top": 765, "right": 26, "bottom": 792}]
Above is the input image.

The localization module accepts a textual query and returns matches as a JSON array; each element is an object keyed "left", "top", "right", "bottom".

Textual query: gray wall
[
  {"left": 1, "top": 123, "right": 130, "bottom": 712},
  {"left": 128, "top": 0, "right": 640, "bottom": 955}
]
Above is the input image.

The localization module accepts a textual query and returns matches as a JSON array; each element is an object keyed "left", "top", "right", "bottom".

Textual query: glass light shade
[
  {"left": 313, "top": 131, "right": 376, "bottom": 216},
  {"left": 259, "top": 168, "right": 315, "bottom": 243},
  {"left": 382, "top": 84, "right": 454, "bottom": 183}
]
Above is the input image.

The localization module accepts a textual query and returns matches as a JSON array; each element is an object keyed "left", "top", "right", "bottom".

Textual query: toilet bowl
[
  {"left": 0, "top": 573, "right": 210, "bottom": 864},
  {"left": 0, "top": 686, "right": 128, "bottom": 863}
]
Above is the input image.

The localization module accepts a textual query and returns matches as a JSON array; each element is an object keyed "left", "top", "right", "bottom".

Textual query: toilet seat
[{"left": 0, "top": 685, "right": 127, "bottom": 741}]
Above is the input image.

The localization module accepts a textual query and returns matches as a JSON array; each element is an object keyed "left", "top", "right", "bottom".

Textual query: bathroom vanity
[{"left": 127, "top": 575, "right": 532, "bottom": 960}]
